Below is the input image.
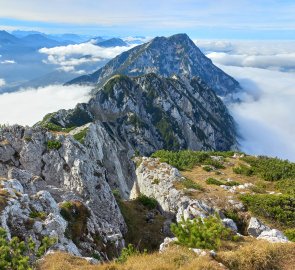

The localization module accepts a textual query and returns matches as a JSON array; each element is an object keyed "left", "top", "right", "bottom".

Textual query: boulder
[
  {"left": 257, "top": 229, "right": 289, "bottom": 243},
  {"left": 247, "top": 217, "right": 270, "bottom": 237},
  {"left": 159, "top": 237, "right": 177, "bottom": 252},
  {"left": 222, "top": 218, "right": 238, "bottom": 232}
]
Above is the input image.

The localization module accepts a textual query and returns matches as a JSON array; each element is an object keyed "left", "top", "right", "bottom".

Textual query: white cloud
[
  {"left": 123, "top": 36, "right": 152, "bottom": 43},
  {"left": 197, "top": 40, "right": 295, "bottom": 71},
  {"left": 201, "top": 40, "right": 295, "bottom": 161},
  {"left": 217, "top": 65, "right": 295, "bottom": 161},
  {"left": 0, "top": 79, "right": 6, "bottom": 87},
  {"left": 39, "top": 42, "right": 134, "bottom": 73},
  {"left": 1, "top": 60, "right": 16, "bottom": 64},
  {"left": 194, "top": 40, "right": 234, "bottom": 52},
  {"left": 207, "top": 52, "right": 295, "bottom": 70},
  {"left": 0, "top": 85, "right": 91, "bottom": 126}
]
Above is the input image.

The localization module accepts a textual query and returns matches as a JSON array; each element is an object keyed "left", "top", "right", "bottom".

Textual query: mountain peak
[
  {"left": 168, "top": 33, "right": 190, "bottom": 41},
  {"left": 0, "top": 30, "right": 20, "bottom": 44},
  {"left": 67, "top": 33, "right": 241, "bottom": 96}
]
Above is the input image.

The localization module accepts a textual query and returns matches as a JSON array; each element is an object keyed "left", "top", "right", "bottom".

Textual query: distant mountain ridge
[
  {"left": 67, "top": 33, "right": 241, "bottom": 96},
  {"left": 96, "top": 38, "right": 127, "bottom": 47}
]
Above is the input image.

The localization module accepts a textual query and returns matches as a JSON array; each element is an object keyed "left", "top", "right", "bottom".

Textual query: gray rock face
[
  {"left": 133, "top": 157, "right": 215, "bottom": 220},
  {"left": 0, "top": 125, "right": 126, "bottom": 258},
  {"left": 257, "top": 229, "right": 289, "bottom": 243},
  {"left": 222, "top": 218, "right": 238, "bottom": 233},
  {"left": 247, "top": 217, "right": 289, "bottom": 243},
  {"left": 45, "top": 73, "right": 237, "bottom": 156},
  {"left": 247, "top": 217, "right": 270, "bottom": 237},
  {"left": 68, "top": 33, "right": 241, "bottom": 97}
]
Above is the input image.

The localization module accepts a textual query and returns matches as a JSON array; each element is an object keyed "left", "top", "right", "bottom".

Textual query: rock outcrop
[
  {"left": 134, "top": 157, "right": 289, "bottom": 244},
  {"left": 132, "top": 157, "right": 235, "bottom": 231},
  {"left": 247, "top": 217, "right": 289, "bottom": 243},
  {"left": 0, "top": 125, "right": 127, "bottom": 259}
]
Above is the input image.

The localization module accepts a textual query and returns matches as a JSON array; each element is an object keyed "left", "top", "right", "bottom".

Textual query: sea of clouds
[
  {"left": 0, "top": 84, "right": 92, "bottom": 126},
  {"left": 197, "top": 40, "right": 295, "bottom": 161}
]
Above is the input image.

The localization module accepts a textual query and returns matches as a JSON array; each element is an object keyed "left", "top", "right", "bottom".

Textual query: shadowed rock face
[
  {"left": 67, "top": 33, "right": 241, "bottom": 97},
  {"left": 47, "top": 74, "right": 237, "bottom": 155}
]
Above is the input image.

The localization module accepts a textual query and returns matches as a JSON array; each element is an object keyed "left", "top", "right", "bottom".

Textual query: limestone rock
[
  {"left": 257, "top": 229, "right": 289, "bottom": 243},
  {"left": 247, "top": 217, "right": 270, "bottom": 237},
  {"left": 159, "top": 237, "right": 177, "bottom": 252},
  {"left": 222, "top": 218, "right": 238, "bottom": 232}
]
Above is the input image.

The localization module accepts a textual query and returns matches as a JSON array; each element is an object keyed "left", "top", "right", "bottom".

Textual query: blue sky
[{"left": 0, "top": 0, "right": 295, "bottom": 39}]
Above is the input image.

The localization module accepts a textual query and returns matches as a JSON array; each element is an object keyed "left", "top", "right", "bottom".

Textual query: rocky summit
[{"left": 67, "top": 34, "right": 241, "bottom": 97}]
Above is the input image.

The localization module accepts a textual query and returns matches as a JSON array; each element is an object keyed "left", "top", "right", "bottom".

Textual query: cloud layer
[
  {"left": 197, "top": 40, "right": 295, "bottom": 71},
  {"left": 219, "top": 65, "right": 295, "bottom": 161},
  {"left": 0, "top": 85, "right": 91, "bottom": 126},
  {"left": 39, "top": 43, "right": 134, "bottom": 74},
  {"left": 0, "top": 79, "right": 6, "bottom": 87}
]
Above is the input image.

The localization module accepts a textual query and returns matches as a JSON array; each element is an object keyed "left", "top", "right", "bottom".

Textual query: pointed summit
[{"left": 67, "top": 33, "right": 241, "bottom": 96}]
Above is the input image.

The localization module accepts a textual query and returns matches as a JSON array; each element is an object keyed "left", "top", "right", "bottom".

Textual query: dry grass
[
  {"left": 0, "top": 139, "right": 10, "bottom": 145},
  {"left": 38, "top": 240, "right": 295, "bottom": 270},
  {"left": 37, "top": 246, "right": 224, "bottom": 270},
  {"left": 0, "top": 188, "right": 9, "bottom": 212},
  {"left": 218, "top": 240, "right": 295, "bottom": 270}
]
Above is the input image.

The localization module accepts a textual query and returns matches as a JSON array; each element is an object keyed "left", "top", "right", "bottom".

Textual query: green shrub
[
  {"left": 242, "top": 156, "right": 295, "bottom": 181},
  {"left": 116, "top": 244, "right": 141, "bottom": 263},
  {"left": 151, "top": 150, "right": 225, "bottom": 170},
  {"left": 275, "top": 179, "right": 295, "bottom": 196},
  {"left": 112, "top": 189, "right": 122, "bottom": 200},
  {"left": 203, "top": 166, "right": 213, "bottom": 172},
  {"left": 171, "top": 215, "right": 232, "bottom": 250},
  {"left": 137, "top": 194, "right": 158, "bottom": 210},
  {"left": 36, "top": 236, "right": 57, "bottom": 258},
  {"left": 152, "top": 179, "right": 160, "bottom": 185},
  {"left": 152, "top": 150, "right": 209, "bottom": 170},
  {"left": 0, "top": 227, "right": 56, "bottom": 269},
  {"left": 29, "top": 211, "right": 47, "bottom": 220},
  {"left": 205, "top": 159, "right": 225, "bottom": 169},
  {"left": 225, "top": 180, "right": 240, "bottom": 187},
  {"left": 73, "top": 127, "right": 89, "bottom": 144},
  {"left": 208, "top": 151, "right": 237, "bottom": 158},
  {"left": 284, "top": 228, "right": 295, "bottom": 242},
  {"left": 206, "top": 178, "right": 223, "bottom": 186},
  {"left": 249, "top": 185, "right": 266, "bottom": 194},
  {"left": 233, "top": 165, "right": 254, "bottom": 176},
  {"left": 47, "top": 140, "right": 62, "bottom": 150},
  {"left": 182, "top": 178, "right": 204, "bottom": 191},
  {"left": 240, "top": 194, "right": 295, "bottom": 227},
  {"left": 41, "top": 122, "right": 76, "bottom": 133}
]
